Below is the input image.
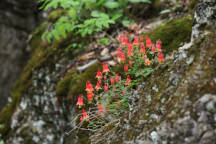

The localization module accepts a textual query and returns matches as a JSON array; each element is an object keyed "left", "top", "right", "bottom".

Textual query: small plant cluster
[
  {"left": 38, "top": 0, "right": 151, "bottom": 42},
  {"left": 67, "top": 34, "right": 164, "bottom": 133}
]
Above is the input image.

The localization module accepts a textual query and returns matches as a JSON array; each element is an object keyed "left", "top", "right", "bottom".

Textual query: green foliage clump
[{"left": 38, "top": 0, "right": 152, "bottom": 42}]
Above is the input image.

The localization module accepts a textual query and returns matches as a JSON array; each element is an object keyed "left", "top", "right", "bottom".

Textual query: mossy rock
[{"left": 145, "top": 16, "right": 193, "bottom": 54}]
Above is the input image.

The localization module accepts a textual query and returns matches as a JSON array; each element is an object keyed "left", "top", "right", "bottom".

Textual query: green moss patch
[{"left": 145, "top": 16, "right": 193, "bottom": 54}]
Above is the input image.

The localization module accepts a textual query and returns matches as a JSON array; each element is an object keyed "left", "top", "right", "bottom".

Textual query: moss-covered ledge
[{"left": 145, "top": 15, "right": 193, "bottom": 54}]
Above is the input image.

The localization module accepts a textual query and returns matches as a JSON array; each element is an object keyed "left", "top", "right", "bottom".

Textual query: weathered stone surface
[{"left": 0, "top": 0, "right": 38, "bottom": 110}]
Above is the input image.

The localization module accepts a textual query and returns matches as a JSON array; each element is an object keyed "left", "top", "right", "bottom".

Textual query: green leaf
[
  {"left": 104, "top": 1, "right": 120, "bottom": 9},
  {"left": 99, "top": 38, "right": 109, "bottom": 45},
  {"left": 122, "top": 19, "right": 130, "bottom": 27},
  {"left": 128, "top": 0, "right": 151, "bottom": 3}
]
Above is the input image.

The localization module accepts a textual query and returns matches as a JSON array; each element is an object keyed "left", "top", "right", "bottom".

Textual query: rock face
[
  {"left": 0, "top": 0, "right": 38, "bottom": 110},
  {"left": 1, "top": 0, "right": 216, "bottom": 144}
]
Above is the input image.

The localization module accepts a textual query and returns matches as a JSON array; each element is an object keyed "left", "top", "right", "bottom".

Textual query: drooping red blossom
[
  {"left": 145, "top": 59, "right": 151, "bottom": 66},
  {"left": 124, "top": 64, "right": 128, "bottom": 72},
  {"left": 85, "top": 81, "right": 94, "bottom": 92},
  {"left": 95, "top": 81, "right": 101, "bottom": 91},
  {"left": 117, "top": 99, "right": 120, "bottom": 106},
  {"left": 129, "top": 60, "right": 132, "bottom": 67},
  {"left": 121, "top": 36, "right": 128, "bottom": 46},
  {"left": 140, "top": 35, "right": 143, "bottom": 42},
  {"left": 104, "top": 83, "right": 109, "bottom": 91},
  {"left": 104, "top": 75, "right": 107, "bottom": 80},
  {"left": 125, "top": 75, "right": 131, "bottom": 85},
  {"left": 115, "top": 74, "right": 121, "bottom": 82},
  {"left": 118, "top": 33, "right": 123, "bottom": 41},
  {"left": 140, "top": 42, "right": 146, "bottom": 55},
  {"left": 110, "top": 77, "right": 115, "bottom": 85},
  {"left": 117, "top": 47, "right": 123, "bottom": 57},
  {"left": 98, "top": 103, "right": 104, "bottom": 117},
  {"left": 151, "top": 44, "right": 156, "bottom": 52},
  {"left": 82, "top": 109, "right": 89, "bottom": 121},
  {"left": 120, "top": 52, "right": 126, "bottom": 62},
  {"left": 146, "top": 36, "right": 152, "bottom": 48},
  {"left": 133, "top": 35, "right": 139, "bottom": 46},
  {"left": 103, "top": 62, "right": 110, "bottom": 74},
  {"left": 158, "top": 52, "right": 165, "bottom": 63},
  {"left": 76, "top": 94, "right": 84, "bottom": 108},
  {"left": 96, "top": 70, "right": 102, "bottom": 80},
  {"left": 87, "top": 92, "right": 94, "bottom": 101},
  {"left": 156, "top": 40, "right": 162, "bottom": 52},
  {"left": 127, "top": 43, "right": 133, "bottom": 58}
]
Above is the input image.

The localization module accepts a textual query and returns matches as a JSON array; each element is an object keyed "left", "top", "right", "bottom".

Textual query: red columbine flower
[
  {"left": 117, "top": 47, "right": 122, "bottom": 57},
  {"left": 145, "top": 59, "right": 151, "bottom": 66},
  {"left": 140, "top": 35, "right": 143, "bottom": 42},
  {"left": 151, "top": 44, "right": 156, "bottom": 52},
  {"left": 103, "top": 63, "right": 110, "bottom": 74},
  {"left": 146, "top": 36, "right": 152, "bottom": 48},
  {"left": 129, "top": 60, "right": 132, "bottom": 67},
  {"left": 133, "top": 35, "right": 139, "bottom": 46},
  {"left": 96, "top": 70, "right": 102, "bottom": 80},
  {"left": 98, "top": 103, "right": 104, "bottom": 117},
  {"left": 87, "top": 92, "right": 94, "bottom": 101},
  {"left": 125, "top": 75, "right": 131, "bottom": 85},
  {"left": 115, "top": 74, "right": 121, "bottom": 82},
  {"left": 120, "top": 52, "right": 126, "bottom": 62},
  {"left": 156, "top": 40, "right": 162, "bottom": 52},
  {"left": 118, "top": 33, "right": 123, "bottom": 42},
  {"left": 140, "top": 42, "right": 146, "bottom": 55},
  {"left": 76, "top": 94, "right": 84, "bottom": 108},
  {"left": 121, "top": 36, "right": 128, "bottom": 46},
  {"left": 95, "top": 81, "right": 101, "bottom": 91},
  {"left": 85, "top": 81, "right": 94, "bottom": 92},
  {"left": 82, "top": 109, "right": 89, "bottom": 121},
  {"left": 124, "top": 64, "right": 128, "bottom": 72},
  {"left": 158, "top": 52, "right": 165, "bottom": 63},
  {"left": 104, "top": 83, "right": 109, "bottom": 91},
  {"left": 110, "top": 77, "right": 115, "bottom": 85}
]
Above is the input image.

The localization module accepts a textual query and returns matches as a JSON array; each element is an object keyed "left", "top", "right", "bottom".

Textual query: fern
[{"left": 39, "top": 0, "right": 152, "bottom": 42}]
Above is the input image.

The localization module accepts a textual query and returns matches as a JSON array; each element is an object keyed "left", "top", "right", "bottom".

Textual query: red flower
[
  {"left": 110, "top": 77, "right": 115, "bottom": 85},
  {"left": 115, "top": 74, "right": 121, "bottom": 82},
  {"left": 129, "top": 60, "right": 132, "bottom": 67},
  {"left": 95, "top": 81, "right": 101, "bottom": 91},
  {"left": 158, "top": 52, "right": 165, "bottom": 63},
  {"left": 121, "top": 36, "right": 128, "bottom": 46},
  {"left": 146, "top": 36, "right": 152, "bottom": 48},
  {"left": 140, "top": 35, "right": 143, "bottom": 42},
  {"left": 103, "top": 63, "right": 110, "bottom": 74},
  {"left": 98, "top": 103, "right": 104, "bottom": 117},
  {"left": 125, "top": 75, "right": 131, "bottom": 85},
  {"left": 151, "top": 44, "right": 156, "bottom": 52},
  {"left": 140, "top": 42, "right": 146, "bottom": 55},
  {"left": 118, "top": 33, "right": 123, "bottom": 42},
  {"left": 76, "top": 94, "right": 84, "bottom": 108},
  {"left": 145, "top": 59, "right": 151, "bottom": 66},
  {"left": 156, "top": 40, "right": 162, "bottom": 52},
  {"left": 120, "top": 52, "right": 126, "bottom": 62},
  {"left": 117, "top": 48, "right": 122, "bottom": 57},
  {"left": 82, "top": 109, "right": 89, "bottom": 121},
  {"left": 96, "top": 70, "right": 102, "bottom": 80},
  {"left": 124, "top": 64, "right": 128, "bottom": 72},
  {"left": 104, "top": 83, "right": 109, "bottom": 92},
  {"left": 85, "top": 81, "right": 94, "bottom": 92},
  {"left": 87, "top": 92, "right": 94, "bottom": 101},
  {"left": 133, "top": 35, "right": 139, "bottom": 46}
]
